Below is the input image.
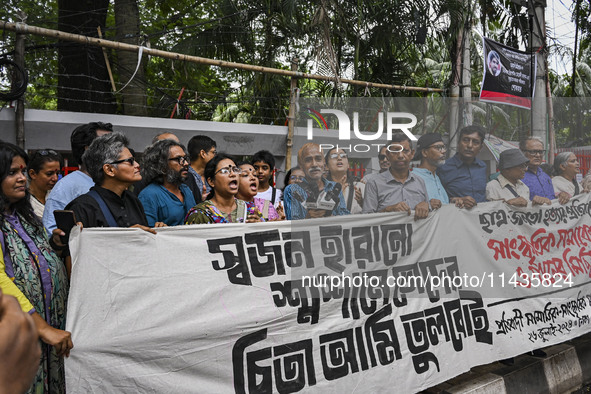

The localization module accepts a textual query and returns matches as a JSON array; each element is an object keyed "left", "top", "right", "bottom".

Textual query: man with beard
[
  {"left": 284, "top": 143, "right": 349, "bottom": 220},
  {"left": 412, "top": 133, "right": 458, "bottom": 209},
  {"left": 139, "top": 139, "right": 196, "bottom": 226}
]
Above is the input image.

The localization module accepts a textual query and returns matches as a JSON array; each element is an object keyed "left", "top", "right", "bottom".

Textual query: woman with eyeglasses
[
  {"left": 324, "top": 147, "right": 364, "bottom": 214},
  {"left": 552, "top": 152, "right": 585, "bottom": 198},
  {"left": 0, "top": 141, "right": 72, "bottom": 393},
  {"left": 236, "top": 162, "right": 282, "bottom": 221},
  {"left": 185, "top": 154, "right": 263, "bottom": 224},
  {"left": 66, "top": 133, "right": 162, "bottom": 231},
  {"left": 284, "top": 167, "right": 305, "bottom": 188},
  {"left": 27, "top": 149, "right": 62, "bottom": 221}
]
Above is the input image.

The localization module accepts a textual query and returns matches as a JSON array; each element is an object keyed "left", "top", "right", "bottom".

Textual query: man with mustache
[
  {"left": 284, "top": 143, "right": 349, "bottom": 220},
  {"left": 139, "top": 139, "right": 196, "bottom": 226},
  {"left": 362, "top": 133, "right": 430, "bottom": 220},
  {"left": 412, "top": 133, "right": 457, "bottom": 209},
  {"left": 437, "top": 125, "right": 488, "bottom": 209}
]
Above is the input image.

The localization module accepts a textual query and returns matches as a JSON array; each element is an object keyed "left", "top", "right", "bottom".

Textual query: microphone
[{"left": 324, "top": 182, "right": 342, "bottom": 204}]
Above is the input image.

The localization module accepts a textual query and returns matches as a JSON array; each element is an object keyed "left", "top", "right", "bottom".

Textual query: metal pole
[{"left": 530, "top": 0, "right": 547, "bottom": 142}]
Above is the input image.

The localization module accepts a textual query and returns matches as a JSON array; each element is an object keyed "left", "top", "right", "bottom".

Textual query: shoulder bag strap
[
  {"left": 498, "top": 178, "right": 520, "bottom": 198},
  {"left": 271, "top": 187, "right": 276, "bottom": 205},
  {"left": 573, "top": 179, "right": 580, "bottom": 195},
  {"left": 346, "top": 181, "right": 355, "bottom": 211},
  {"left": 87, "top": 190, "right": 118, "bottom": 227}
]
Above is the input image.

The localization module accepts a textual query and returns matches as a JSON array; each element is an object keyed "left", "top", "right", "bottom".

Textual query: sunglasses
[
  {"left": 290, "top": 175, "right": 305, "bottom": 181},
  {"left": 378, "top": 154, "right": 387, "bottom": 161},
  {"left": 329, "top": 152, "right": 348, "bottom": 160},
  {"left": 169, "top": 155, "right": 190, "bottom": 165},
  {"left": 215, "top": 166, "right": 242, "bottom": 175},
  {"left": 109, "top": 157, "right": 136, "bottom": 165}
]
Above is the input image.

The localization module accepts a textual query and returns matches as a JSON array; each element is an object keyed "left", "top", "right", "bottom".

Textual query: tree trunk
[
  {"left": 57, "top": 0, "right": 116, "bottom": 113},
  {"left": 115, "top": 0, "right": 147, "bottom": 116}
]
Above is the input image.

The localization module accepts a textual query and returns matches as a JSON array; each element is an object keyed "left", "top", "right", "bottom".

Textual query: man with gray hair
[
  {"left": 520, "top": 136, "right": 567, "bottom": 203},
  {"left": 139, "top": 139, "right": 196, "bottom": 226},
  {"left": 66, "top": 132, "right": 159, "bottom": 231}
]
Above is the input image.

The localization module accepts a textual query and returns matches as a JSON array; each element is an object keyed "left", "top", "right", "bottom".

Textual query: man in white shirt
[{"left": 486, "top": 149, "right": 550, "bottom": 207}]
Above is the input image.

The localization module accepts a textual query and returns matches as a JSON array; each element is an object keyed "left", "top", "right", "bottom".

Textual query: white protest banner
[{"left": 66, "top": 194, "right": 591, "bottom": 393}]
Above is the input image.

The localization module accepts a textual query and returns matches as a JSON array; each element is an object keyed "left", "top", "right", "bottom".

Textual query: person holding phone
[
  {"left": 185, "top": 154, "right": 263, "bottom": 224},
  {"left": 0, "top": 142, "right": 72, "bottom": 393}
]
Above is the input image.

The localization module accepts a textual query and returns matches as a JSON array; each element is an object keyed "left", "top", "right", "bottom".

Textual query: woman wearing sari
[
  {"left": 185, "top": 154, "right": 262, "bottom": 224},
  {"left": 0, "top": 142, "right": 71, "bottom": 393}
]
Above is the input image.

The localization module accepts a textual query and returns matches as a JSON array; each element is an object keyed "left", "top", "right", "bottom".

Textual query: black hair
[
  {"left": 0, "top": 142, "right": 38, "bottom": 225},
  {"left": 70, "top": 122, "right": 113, "bottom": 166},
  {"left": 459, "top": 125, "right": 486, "bottom": 144},
  {"left": 252, "top": 150, "right": 275, "bottom": 170},
  {"left": 389, "top": 132, "right": 413, "bottom": 146},
  {"left": 323, "top": 147, "right": 358, "bottom": 183},
  {"left": 187, "top": 135, "right": 216, "bottom": 161},
  {"left": 204, "top": 153, "right": 235, "bottom": 199},
  {"left": 27, "top": 149, "right": 63, "bottom": 176},
  {"left": 283, "top": 166, "right": 301, "bottom": 191}
]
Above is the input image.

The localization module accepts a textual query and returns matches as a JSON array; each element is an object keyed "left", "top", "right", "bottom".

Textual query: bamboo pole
[
  {"left": 286, "top": 58, "right": 298, "bottom": 170},
  {"left": 97, "top": 26, "right": 116, "bottom": 92},
  {"left": 1, "top": 21, "right": 444, "bottom": 94}
]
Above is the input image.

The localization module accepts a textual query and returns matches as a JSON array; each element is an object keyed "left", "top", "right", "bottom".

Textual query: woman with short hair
[
  {"left": 66, "top": 132, "right": 163, "bottom": 230},
  {"left": 185, "top": 154, "right": 262, "bottom": 224}
]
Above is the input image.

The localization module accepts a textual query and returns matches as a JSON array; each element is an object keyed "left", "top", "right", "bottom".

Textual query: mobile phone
[{"left": 54, "top": 210, "right": 77, "bottom": 243}]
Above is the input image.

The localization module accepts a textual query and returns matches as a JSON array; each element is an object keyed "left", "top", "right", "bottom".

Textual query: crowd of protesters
[{"left": 0, "top": 121, "right": 587, "bottom": 393}]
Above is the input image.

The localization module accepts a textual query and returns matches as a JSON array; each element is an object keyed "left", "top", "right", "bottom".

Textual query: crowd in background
[{"left": 0, "top": 121, "right": 587, "bottom": 393}]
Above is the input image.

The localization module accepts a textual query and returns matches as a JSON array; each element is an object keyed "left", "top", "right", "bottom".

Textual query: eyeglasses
[
  {"left": 378, "top": 154, "right": 387, "bottom": 161},
  {"left": 329, "top": 152, "right": 348, "bottom": 160},
  {"left": 430, "top": 144, "right": 447, "bottom": 152},
  {"left": 518, "top": 163, "right": 529, "bottom": 169},
  {"left": 215, "top": 166, "right": 242, "bottom": 175},
  {"left": 169, "top": 155, "right": 190, "bottom": 165},
  {"left": 290, "top": 175, "right": 305, "bottom": 181},
  {"left": 524, "top": 150, "right": 546, "bottom": 156},
  {"left": 109, "top": 157, "right": 136, "bottom": 165}
]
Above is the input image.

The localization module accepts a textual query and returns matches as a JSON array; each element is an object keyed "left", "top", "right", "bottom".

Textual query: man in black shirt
[{"left": 66, "top": 133, "right": 165, "bottom": 230}]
